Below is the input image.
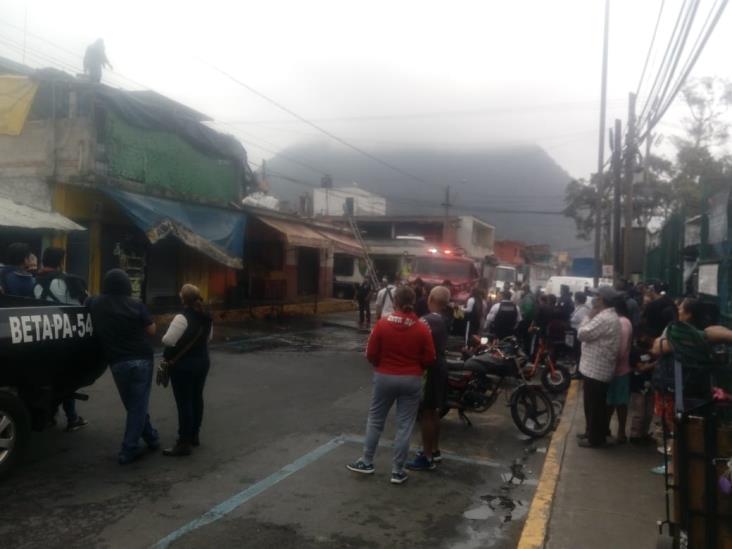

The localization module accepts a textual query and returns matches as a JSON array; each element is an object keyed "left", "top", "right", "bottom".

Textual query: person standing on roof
[
  {"left": 375, "top": 274, "right": 398, "bottom": 319},
  {"left": 84, "top": 39, "right": 113, "bottom": 84}
]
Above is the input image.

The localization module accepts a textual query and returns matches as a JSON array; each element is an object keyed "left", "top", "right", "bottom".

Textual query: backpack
[
  {"left": 34, "top": 271, "right": 63, "bottom": 303},
  {"left": 493, "top": 302, "right": 518, "bottom": 338}
]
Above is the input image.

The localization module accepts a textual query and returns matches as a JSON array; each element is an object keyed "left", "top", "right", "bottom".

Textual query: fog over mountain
[{"left": 267, "top": 143, "right": 592, "bottom": 256}]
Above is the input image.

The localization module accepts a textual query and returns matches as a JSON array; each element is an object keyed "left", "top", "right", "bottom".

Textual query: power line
[
  {"left": 636, "top": 0, "right": 667, "bottom": 99},
  {"left": 222, "top": 98, "right": 628, "bottom": 126},
  {"left": 198, "top": 60, "right": 439, "bottom": 188},
  {"left": 637, "top": 0, "right": 693, "bottom": 126},
  {"left": 222, "top": 124, "right": 330, "bottom": 177},
  {"left": 641, "top": 0, "right": 729, "bottom": 139},
  {"left": 647, "top": 0, "right": 700, "bottom": 127}
]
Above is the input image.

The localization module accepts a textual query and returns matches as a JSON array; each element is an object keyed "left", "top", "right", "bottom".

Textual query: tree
[
  {"left": 669, "top": 77, "right": 732, "bottom": 214},
  {"left": 563, "top": 77, "right": 732, "bottom": 240},
  {"left": 631, "top": 154, "right": 675, "bottom": 225},
  {"left": 563, "top": 174, "right": 611, "bottom": 241}
]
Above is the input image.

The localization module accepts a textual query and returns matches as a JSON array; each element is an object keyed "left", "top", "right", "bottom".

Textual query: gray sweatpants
[{"left": 361, "top": 372, "right": 422, "bottom": 474}]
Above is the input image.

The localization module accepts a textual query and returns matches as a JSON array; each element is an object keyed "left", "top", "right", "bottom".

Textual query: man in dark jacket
[
  {"left": 407, "top": 286, "right": 451, "bottom": 471},
  {"left": 0, "top": 243, "right": 35, "bottom": 298},
  {"left": 642, "top": 282, "right": 676, "bottom": 338},
  {"left": 486, "top": 290, "right": 522, "bottom": 339},
  {"left": 87, "top": 269, "right": 159, "bottom": 464}
]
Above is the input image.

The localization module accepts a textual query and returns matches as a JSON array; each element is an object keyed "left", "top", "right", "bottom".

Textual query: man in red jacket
[{"left": 347, "top": 286, "right": 436, "bottom": 484}]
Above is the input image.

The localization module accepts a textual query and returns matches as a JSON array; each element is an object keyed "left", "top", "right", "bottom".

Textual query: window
[
  {"left": 414, "top": 257, "right": 472, "bottom": 279},
  {"left": 334, "top": 255, "right": 354, "bottom": 276},
  {"left": 496, "top": 267, "right": 516, "bottom": 283}
]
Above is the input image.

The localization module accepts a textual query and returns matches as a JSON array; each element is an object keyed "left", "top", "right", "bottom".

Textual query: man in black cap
[{"left": 577, "top": 286, "right": 621, "bottom": 448}]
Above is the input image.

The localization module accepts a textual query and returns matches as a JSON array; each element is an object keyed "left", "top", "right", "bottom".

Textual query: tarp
[
  {"left": 102, "top": 188, "right": 246, "bottom": 269},
  {"left": 0, "top": 196, "right": 85, "bottom": 231},
  {"left": 0, "top": 75, "right": 38, "bottom": 135},
  {"left": 256, "top": 216, "right": 330, "bottom": 249},
  {"left": 95, "top": 86, "right": 252, "bottom": 180}
]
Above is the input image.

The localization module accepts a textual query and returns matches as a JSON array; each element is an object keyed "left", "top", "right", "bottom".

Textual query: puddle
[
  {"left": 463, "top": 505, "right": 495, "bottom": 520},
  {"left": 224, "top": 329, "right": 364, "bottom": 354},
  {"left": 452, "top": 450, "right": 536, "bottom": 548},
  {"left": 479, "top": 494, "right": 527, "bottom": 523}
]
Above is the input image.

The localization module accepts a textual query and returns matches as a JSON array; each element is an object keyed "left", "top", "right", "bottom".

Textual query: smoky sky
[{"left": 0, "top": 0, "right": 730, "bottom": 180}]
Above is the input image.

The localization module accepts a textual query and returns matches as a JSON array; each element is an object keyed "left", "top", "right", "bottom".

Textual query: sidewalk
[{"left": 519, "top": 381, "right": 667, "bottom": 549}]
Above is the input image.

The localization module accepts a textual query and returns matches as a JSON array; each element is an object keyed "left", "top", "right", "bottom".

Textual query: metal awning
[
  {"left": 256, "top": 216, "right": 330, "bottom": 249},
  {"left": 318, "top": 230, "right": 363, "bottom": 256},
  {"left": 102, "top": 187, "right": 247, "bottom": 269},
  {"left": 0, "top": 196, "right": 85, "bottom": 231}
]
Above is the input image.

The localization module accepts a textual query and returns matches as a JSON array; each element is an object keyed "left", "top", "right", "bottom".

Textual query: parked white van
[{"left": 543, "top": 276, "right": 613, "bottom": 296}]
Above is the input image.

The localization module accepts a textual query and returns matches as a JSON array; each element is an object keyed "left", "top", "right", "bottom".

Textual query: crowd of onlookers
[
  {"left": 349, "top": 272, "right": 732, "bottom": 481},
  {"left": 0, "top": 242, "right": 213, "bottom": 465}
]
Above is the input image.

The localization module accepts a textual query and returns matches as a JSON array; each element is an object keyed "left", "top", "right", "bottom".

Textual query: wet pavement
[{"left": 0, "top": 319, "right": 550, "bottom": 548}]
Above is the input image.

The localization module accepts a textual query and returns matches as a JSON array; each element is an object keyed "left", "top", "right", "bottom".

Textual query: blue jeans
[
  {"left": 62, "top": 398, "right": 78, "bottom": 423},
  {"left": 110, "top": 358, "right": 159, "bottom": 457}
]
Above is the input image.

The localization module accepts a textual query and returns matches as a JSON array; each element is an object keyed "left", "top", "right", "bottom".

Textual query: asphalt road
[{"left": 0, "top": 322, "right": 550, "bottom": 549}]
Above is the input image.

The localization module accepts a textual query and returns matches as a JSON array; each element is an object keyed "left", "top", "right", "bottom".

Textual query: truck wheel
[{"left": 0, "top": 392, "right": 31, "bottom": 478}]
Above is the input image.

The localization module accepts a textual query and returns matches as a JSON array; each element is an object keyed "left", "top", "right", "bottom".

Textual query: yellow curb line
[{"left": 517, "top": 379, "right": 581, "bottom": 549}]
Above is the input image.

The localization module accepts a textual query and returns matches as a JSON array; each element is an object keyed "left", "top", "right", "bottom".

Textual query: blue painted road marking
[
  {"left": 151, "top": 434, "right": 502, "bottom": 547},
  {"left": 151, "top": 436, "right": 346, "bottom": 549}
]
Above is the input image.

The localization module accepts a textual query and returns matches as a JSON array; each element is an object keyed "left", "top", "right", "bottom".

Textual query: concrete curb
[{"left": 517, "top": 379, "right": 581, "bottom": 549}]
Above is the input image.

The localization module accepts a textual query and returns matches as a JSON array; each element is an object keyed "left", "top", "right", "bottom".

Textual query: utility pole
[
  {"left": 622, "top": 93, "right": 637, "bottom": 280},
  {"left": 442, "top": 184, "right": 452, "bottom": 220},
  {"left": 612, "top": 118, "right": 622, "bottom": 283},
  {"left": 644, "top": 126, "right": 653, "bottom": 185},
  {"left": 594, "top": 0, "right": 610, "bottom": 287},
  {"left": 441, "top": 185, "right": 453, "bottom": 243}
]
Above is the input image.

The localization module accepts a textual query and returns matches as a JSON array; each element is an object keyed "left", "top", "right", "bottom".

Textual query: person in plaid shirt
[{"left": 577, "top": 286, "right": 621, "bottom": 448}]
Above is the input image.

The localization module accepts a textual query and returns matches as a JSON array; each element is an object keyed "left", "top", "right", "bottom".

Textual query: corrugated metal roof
[{"left": 0, "top": 196, "right": 85, "bottom": 231}]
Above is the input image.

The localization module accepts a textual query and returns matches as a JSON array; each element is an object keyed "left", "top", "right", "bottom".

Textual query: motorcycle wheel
[
  {"left": 541, "top": 364, "right": 571, "bottom": 394},
  {"left": 510, "top": 386, "right": 556, "bottom": 438}
]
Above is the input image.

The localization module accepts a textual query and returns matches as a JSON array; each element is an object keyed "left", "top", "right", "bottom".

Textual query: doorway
[{"left": 297, "top": 248, "right": 319, "bottom": 296}]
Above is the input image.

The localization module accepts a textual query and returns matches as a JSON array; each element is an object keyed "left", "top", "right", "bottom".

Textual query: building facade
[{"left": 0, "top": 63, "right": 361, "bottom": 308}]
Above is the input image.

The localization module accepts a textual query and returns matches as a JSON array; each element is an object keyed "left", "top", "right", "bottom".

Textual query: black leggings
[{"left": 170, "top": 359, "right": 210, "bottom": 441}]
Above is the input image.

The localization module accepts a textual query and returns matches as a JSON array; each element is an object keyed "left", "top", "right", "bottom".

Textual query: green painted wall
[{"left": 104, "top": 111, "right": 238, "bottom": 203}]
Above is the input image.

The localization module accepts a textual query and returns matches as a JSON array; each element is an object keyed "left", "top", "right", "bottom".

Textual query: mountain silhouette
[{"left": 265, "top": 142, "right": 590, "bottom": 256}]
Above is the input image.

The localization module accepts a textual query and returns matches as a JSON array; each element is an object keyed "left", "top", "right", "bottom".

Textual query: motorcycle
[{"left": 443, "top": 337, "right": 556, "bottom": 438}]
